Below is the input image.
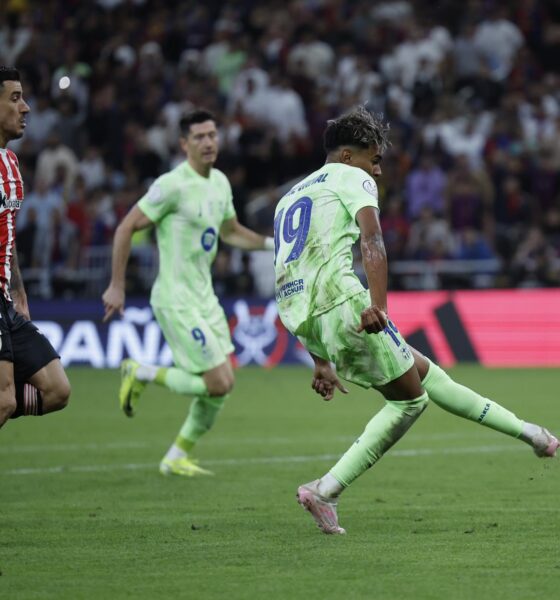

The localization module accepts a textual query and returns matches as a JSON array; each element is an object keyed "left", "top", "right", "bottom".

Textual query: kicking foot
[
  {"left": 119, "top": 359, "right": 146, "bottom": 418},
  {"left": 296, "top": 479, "right": 346, "bottom": 535},
  {"left": 159, "top": 457, "right": 214, "bottom": 477},
  {"left": 532, "top": 428, "right": 559, "bottom": 458}
]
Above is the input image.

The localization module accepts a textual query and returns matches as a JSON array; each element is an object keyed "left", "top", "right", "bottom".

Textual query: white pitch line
[
  {"left": 1, "top": 443, "right": 530, "bottom": 476},
  {"left": 0, "top": 441, "right": 149, "bottom": 454},
  {"left": 0, "top": 430, "right": 510, "bottom": 454}
]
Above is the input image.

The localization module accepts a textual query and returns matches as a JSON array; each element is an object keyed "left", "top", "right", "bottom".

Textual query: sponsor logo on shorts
[
  {"left": 401, "top": 346, "right": 411, "bottom": 361},
  {"left": 362, "top": 179, "right": 377, "bottom": 197},
  {"left": 275, "top": 279, "right": 304, "bottom": 302}
]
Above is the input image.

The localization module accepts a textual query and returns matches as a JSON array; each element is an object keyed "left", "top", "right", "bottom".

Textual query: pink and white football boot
[
  {"left": 533, "top": 427, "right": 560, "bottom": 457},
  {"left": 296, "top": 479, "right": 346, "bottom": 535}
]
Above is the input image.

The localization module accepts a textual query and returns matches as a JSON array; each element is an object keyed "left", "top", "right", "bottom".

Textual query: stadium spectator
[
  {"left": 405, "top": 206, "right": 455, "bottom": 260},
  {"left": 1, "top": 0, "right": 558, "bottom": 296},
  {"left": 405, "top": 154, "right": 447, "bottom": 220},
  {"left": 34, "top": 130, "right": 78, "bottom": 197},
  {"left": 22, "top": 94, "right": 58, "bottom": 152}
]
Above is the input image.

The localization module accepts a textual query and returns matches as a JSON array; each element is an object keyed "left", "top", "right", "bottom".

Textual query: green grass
[{"left": 1, "top": 366, "right": 559, "bottom": 600}]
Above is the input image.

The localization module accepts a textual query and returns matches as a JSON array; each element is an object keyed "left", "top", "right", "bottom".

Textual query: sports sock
[
  {"left": 175, "top": 394, "right": 228, "bottom": 450},
  {"left": 317, "top": 473, "right": 345, "bottom": 498},
  {"left": 422, "top": 360, "right": 523, "bottom": 438},
  {"left": 154, "top": 367, "right": 208, "bottom": 396},
  {"left": 163, "top": 443, "right": 187, "bottom": 462},
  {"left": 135, "top": 364, "right": 159, "bottom": 382},
  {"left": 10, "top": 384, "right": 43, "bottom": 418},
  {"left": 329, "top": 392, "right": 428, "bottom": 489}
]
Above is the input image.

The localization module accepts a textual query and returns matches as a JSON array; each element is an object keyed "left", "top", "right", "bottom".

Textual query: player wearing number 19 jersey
[
  {"left": 102, "top": 109, "right": 274, "bottom": 476},
  {"left": 274, "top": 106, "right": 558, "bottom": 536},
  {"left": 275, "top": 161, "right": 412, "bottom": 387}
]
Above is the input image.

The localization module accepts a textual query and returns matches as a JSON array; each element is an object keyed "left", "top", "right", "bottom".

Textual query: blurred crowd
[{"left": 2, "top": 0, "right": 560, "bottom": 297}]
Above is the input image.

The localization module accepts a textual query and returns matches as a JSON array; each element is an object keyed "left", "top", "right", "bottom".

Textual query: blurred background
[{"left": 2, "top": 0, "right": 560, "bottom": 367}]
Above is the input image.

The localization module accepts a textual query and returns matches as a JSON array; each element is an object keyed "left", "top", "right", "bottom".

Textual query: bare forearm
[
  {"left": 10, "top": 250, "right": 29, "bottom": 316},
  {"left": 361, "top": 233, "right": 388, "bottom": 312},
  {"left": 221, "top": 222, "right": 271, "bottom": 250},
  {"left": 110, "top": 224, "right": 133, "bottom": 288}
]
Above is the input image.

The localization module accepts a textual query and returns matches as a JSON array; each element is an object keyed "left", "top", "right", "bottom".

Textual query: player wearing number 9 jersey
[
  {"left": 102, "top": 109, "right": 274, "bottom": 477},
  {"left": 274, "top": 106, "right": 558, "bottom": 536}
]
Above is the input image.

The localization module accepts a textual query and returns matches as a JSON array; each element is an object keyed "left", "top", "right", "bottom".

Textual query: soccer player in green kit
[
  {"left": 274, "top": 106, "right": 559, "bottom": 535},
  {"left": 102, "top": 109, "right": 274, "bottom": 477}
]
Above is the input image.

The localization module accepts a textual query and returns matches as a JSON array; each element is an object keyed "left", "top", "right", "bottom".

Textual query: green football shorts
[
  {"left": 153, "top": 303, "right": 234, "bottom": 374},
  {"left": 296, "top": 291, "right": 414, "bottom": 388}
]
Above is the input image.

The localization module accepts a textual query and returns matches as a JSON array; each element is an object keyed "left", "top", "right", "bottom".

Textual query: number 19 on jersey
[{"left": 274, "top": 196, "right": 312, "bottom": 265}]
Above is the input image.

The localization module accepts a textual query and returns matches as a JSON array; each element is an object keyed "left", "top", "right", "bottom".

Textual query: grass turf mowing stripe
[{"left": 1, "top": 442, "right": 535, "bottom": 476}]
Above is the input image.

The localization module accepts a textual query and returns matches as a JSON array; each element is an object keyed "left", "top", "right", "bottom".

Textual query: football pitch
[{"left": 1, "top": 366, "right": 559, "bottom": 600}]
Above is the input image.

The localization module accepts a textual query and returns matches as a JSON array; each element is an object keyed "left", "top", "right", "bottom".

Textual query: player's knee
[
  {"left": 0, "top": 395, "right": 17, "bottom": 420},
  {"left": 206, "top": 374, "right": 234, "bottom": 397},
  {"left": 54, "top": 379, "right": 71, "bottom": 410},
  {"left": 44, "top": 379, "right": 71, "bottom": 412}
]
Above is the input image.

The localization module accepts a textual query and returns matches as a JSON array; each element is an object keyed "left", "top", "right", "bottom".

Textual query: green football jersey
[
  {"left": 274, "top": 162, "right": 379, "bottom": 334},
  {"left": 138, "top": 161, "right": 236, "bottom": 309}
]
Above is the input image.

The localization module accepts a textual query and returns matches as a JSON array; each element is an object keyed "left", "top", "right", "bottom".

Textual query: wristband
[{"left": 264, "top": 237, "right": 275, "bottom": 251}]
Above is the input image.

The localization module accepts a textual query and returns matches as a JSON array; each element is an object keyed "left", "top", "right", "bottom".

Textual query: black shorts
[{"left": 0, "top": 295, "right": 60, "bottom": 382}]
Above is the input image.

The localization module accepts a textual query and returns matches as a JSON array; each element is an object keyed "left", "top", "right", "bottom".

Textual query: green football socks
[
  {"left": 421, "top": 360, "right": 523, "bottom": 438},
  {"left": 155, "top": 367, "right": 208, "bottom": 396},
  {"left": 176, "top": 394, "right": 228, "bottom": 449},
  {"left": 330, "top": 392, "right": 429, "bottom": 488}
]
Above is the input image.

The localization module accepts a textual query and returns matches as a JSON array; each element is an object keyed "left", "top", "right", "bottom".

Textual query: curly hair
[{"left": 323, "top": 105, "right": 390, "bottom": 154}]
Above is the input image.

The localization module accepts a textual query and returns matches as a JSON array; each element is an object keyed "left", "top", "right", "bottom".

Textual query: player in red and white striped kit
[{"left": 0, "top": 66, "right": 70, "bottom": 428}]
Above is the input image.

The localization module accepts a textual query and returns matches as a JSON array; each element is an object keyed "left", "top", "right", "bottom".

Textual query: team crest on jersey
[
  {"left": 362, "top": 180, "right": 377, "bottom": 197},
  {"left": 201, "top": 227, "right": 216, "bottom": 251}
]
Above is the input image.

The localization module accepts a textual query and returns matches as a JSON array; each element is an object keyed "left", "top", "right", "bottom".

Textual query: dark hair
[
  {"left": 0, "top": 66, "right": 20, "bottom": 89},
  {"left": 323, "top": 105, "right": 390, "bottom": 154},
  {"left": 179, "top": 109, "right": 216, "bottom": 136}
]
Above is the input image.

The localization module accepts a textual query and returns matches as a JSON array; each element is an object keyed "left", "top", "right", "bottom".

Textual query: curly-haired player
[{"left": 274, "top": 106, "right": 558, "bottom": 535}]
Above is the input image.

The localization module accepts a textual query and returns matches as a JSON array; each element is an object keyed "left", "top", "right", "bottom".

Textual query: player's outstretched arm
[
  {"left": 310, "top": 354, "right": 348, "bottom": 401},
  {"left": 355, "top": 206, "right": 388, "bottom": 334},
  {"left": 219, "top": 217, "right": 274, "bottom": 251},
  {"left": 102, "top": 205, "right": 153, "bottom": 322}
]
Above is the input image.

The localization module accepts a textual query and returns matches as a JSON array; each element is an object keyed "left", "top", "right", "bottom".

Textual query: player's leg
[
  {"left": 0, "top": 305, "right": 17, "bottom": 426},
  {"left": 156, "top": 305, "right": 234, "bottom": 476},
  {"left": 118, "top": 306, "right": 209, "bottom": 417},
  {"left": 9, "top": 313, "right": 69, "bottom": 417},
  {"left": 26, "top": 359, "right": 71, "bottom": 414},
  {"left": 160, "top": 360, "right": 233, "bottom": 476},
  {"left": 323, "top": 361, "right": 428, "bottom": 495},
  {"left": 174, "top": 360, "right": 234, "bottom": 451},
  {"left": 296, "top": 293, "right": 428, "bottom": 533},
  {"left": 0, "top": 361, "right": 17, "bottom": 427},
  {"left": 411, "top": 347, "right": 559, "bottom": 457}
]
